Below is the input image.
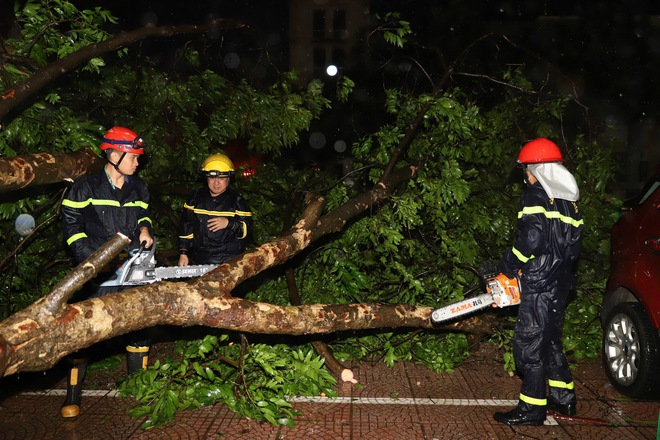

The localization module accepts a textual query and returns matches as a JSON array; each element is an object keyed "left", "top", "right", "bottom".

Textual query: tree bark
[
  {"left": 0, "top": 276, "right": 488, "bottom": 376},
  {"left": 0, "top": 148, "right": 103, "bottom": 193}
]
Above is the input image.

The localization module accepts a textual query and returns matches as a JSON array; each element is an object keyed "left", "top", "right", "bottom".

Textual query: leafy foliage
[
  {"left": 118, "top": 335, "right": 337, "bottom": 428},
  {"left": 373, "top": 12, "right": 412, "bottom": 48}
]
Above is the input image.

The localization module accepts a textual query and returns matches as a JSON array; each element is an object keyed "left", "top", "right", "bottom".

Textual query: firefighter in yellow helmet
[{"left": 178, "top": 153, "right": 253, "bottom": 266}]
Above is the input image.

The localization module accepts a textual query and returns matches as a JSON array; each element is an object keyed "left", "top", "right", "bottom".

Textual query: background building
[{"left": 289, "top": 0, "right": 370, "bottom": 81}]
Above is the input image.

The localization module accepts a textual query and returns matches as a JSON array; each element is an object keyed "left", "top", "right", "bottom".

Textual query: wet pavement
[{"left": 0, "top": 343, "right": 657, "bottom": 439}]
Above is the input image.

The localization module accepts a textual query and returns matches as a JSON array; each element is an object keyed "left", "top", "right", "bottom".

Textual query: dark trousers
[{"left": 513, "top": 289, "right": 576, "bottom": 416}]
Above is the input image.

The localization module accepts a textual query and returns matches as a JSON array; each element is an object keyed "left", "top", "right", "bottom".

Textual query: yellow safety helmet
[{"left": 201, "top": 153, "right": 235, "bottom": 177}]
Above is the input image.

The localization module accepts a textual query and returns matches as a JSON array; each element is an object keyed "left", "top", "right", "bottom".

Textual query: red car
[{"left": 600, "top": 176, "right": 660, "bottom": 398}]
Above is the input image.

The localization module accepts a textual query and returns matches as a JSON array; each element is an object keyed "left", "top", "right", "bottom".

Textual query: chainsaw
[
  {"left": 430, "top": 272, "right": 521, "bottom": 324},
  {"left": 100, "top": 240, "right": 217, "bottom": 287}
]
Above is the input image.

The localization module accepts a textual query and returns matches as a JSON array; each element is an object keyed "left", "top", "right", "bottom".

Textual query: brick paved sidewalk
[{"left": 0, "top": 343, "right": 657, "bottom": 439}]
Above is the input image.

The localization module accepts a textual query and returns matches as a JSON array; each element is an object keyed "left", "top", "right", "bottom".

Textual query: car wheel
[{"left": 602, "top": 303, "right": 660, "bottom": 398}]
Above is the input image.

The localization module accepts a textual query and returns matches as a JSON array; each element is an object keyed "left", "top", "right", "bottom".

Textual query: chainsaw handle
[
  {"left": 117, "top": 239, "right": 157, "bottom": 286},
  {"left": 142, "top": 238, "right": 156, "bottom": 262}
]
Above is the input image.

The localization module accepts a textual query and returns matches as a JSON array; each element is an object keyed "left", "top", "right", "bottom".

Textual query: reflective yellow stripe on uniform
[
  {"left": 548, "top": 379, "right": 574, "bottom": 390},
  {"left": 63, "top": 198, "right": 149, "bottom": 209},
  {"left": 518, "top": 206, "right": 584, "bottom": 228},
  {"left": 184, "top": 203, "right": 251, "bottom": 218},
  {"left": 179, "top": 234, "right": 194, "bottom": 239},
  {"left": 512, "top": 246, "right": 534, "bottom": 263},
  {"left": 520, "top": 393, "right": 547, "bottom": 407},
  {"left": 66, "top": 232, "right": 88, "bottom": 245},
  {"left": 124, "top": 201, "right": 149, "bottom": 209},
  {"left": 239, "top": 221, "right": 247, "bottom": 239},
  {"left": 137, "top": 216, "right": 153, "bottom": 225}
]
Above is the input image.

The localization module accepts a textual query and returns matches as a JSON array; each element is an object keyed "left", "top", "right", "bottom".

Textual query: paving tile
[
  {"left": 201, "top": 416, "right": 281, "bottom": 439},
  {"left": 351, "top": 402, "right": 419, "bottom": 424},
  {"left": 349, "top": 361, "right": 415, "bottom": 399},
  {"left": 351, "top": 422, "right": 426, "bottom": 440},
  {"left": 559, "top": 425, "right": 657, "bottom": 440},
  {"left": 406, "top": 369, "right": 479, "bottom": 400},
  {"left": 0, "top": 412, "right": 53, "bottom": 440},
  {"left": 423, "top": 420, "right": 568, "bottom": 440},
  {"left": 278, "top": 422, "right": 350, "bottom": 439},
  {"left": 290, "top": 401, "right": 352, "bottom": 425},
  {"left": 457, "top": 369, "right": 520, "bottom": 401}
]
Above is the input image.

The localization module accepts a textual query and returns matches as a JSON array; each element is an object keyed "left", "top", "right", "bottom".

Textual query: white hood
[{"left": 527, "top": 162, "right": 580, "bottom": 201}]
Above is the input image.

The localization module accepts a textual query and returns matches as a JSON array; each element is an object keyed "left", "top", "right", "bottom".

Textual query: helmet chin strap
[{"left": 108, "top": 151, "right": 127, "bottom": 172}]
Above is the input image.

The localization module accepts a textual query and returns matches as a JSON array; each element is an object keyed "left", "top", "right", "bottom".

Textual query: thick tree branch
[
  {"left": 1, "top": 284, "right": 480, "bottom": 376},
  {"left": 313, "top": 165, "right": 417, "bottom": 240},
  {"left": 0, "top": 148, "right": 103, "bottom": 193}
]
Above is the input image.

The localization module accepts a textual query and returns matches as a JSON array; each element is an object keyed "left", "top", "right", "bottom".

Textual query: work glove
[{"left": 477, "top": 260, "right": 498, "bottom": 279}]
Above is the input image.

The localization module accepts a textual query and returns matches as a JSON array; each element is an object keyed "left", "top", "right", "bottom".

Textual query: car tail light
[{"left": 646, "top": 237, "right": 660, "bottom": 254}]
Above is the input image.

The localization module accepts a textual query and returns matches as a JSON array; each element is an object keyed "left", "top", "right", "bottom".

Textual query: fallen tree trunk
[{"left": 2, "top": 286, "right": 446, "bottom": 376}]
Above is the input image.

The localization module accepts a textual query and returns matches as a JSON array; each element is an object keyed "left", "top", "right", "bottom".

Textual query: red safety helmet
[
  {"left": 517, "top": 138, "right": 563, "bottom": 164},
  {"left": 100, "top": 127, "right": 145, "bottom": 154}
]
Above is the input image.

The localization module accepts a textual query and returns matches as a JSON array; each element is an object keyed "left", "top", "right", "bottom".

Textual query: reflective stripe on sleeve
[
  {"left": 512, "top": 246, "right": 534, "bottom": 263},
  {"left": 66, "top": 232, "right": 88, "bottom": 246},
  {"left": 124, "top": 201, "right": 149, "bottom": 209}
]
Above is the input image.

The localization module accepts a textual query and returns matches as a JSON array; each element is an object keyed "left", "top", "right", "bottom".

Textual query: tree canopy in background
[{"left": 0, "top": 0, "right": 621, "bottom": 427}]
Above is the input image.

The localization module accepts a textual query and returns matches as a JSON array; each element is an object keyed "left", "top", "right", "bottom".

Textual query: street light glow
[{"left": 326, "top": 65, "right": 338, "bottom": 76}]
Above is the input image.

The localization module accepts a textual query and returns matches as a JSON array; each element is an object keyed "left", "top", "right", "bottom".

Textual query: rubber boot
[
  {"left": 61, "top": 358, "right": 87, "bottom": 418},
  {"left": 126, "top": 345, "right": 150, "bottom": 375}
]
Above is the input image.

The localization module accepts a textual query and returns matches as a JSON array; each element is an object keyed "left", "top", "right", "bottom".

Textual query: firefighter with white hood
[{"left": 493, "top": 138, "right": 584, "bottom": 425}]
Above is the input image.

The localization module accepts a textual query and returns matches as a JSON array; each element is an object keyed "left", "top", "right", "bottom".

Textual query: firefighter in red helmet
[
  {"left": 492, "top": 138, "right": 584, "bottom": 425},
  {"left": 60, "top": 126, "right": 154, "bottom": 418}
]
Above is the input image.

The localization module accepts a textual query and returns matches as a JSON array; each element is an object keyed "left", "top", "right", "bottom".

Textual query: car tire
[{"left": 602, "top": 302, "right": 660, "bottom": 398}]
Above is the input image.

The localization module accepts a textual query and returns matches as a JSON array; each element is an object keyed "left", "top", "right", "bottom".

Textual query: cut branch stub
[{"left": 39, "top": 232, "right": 131, "bottom": 318}]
